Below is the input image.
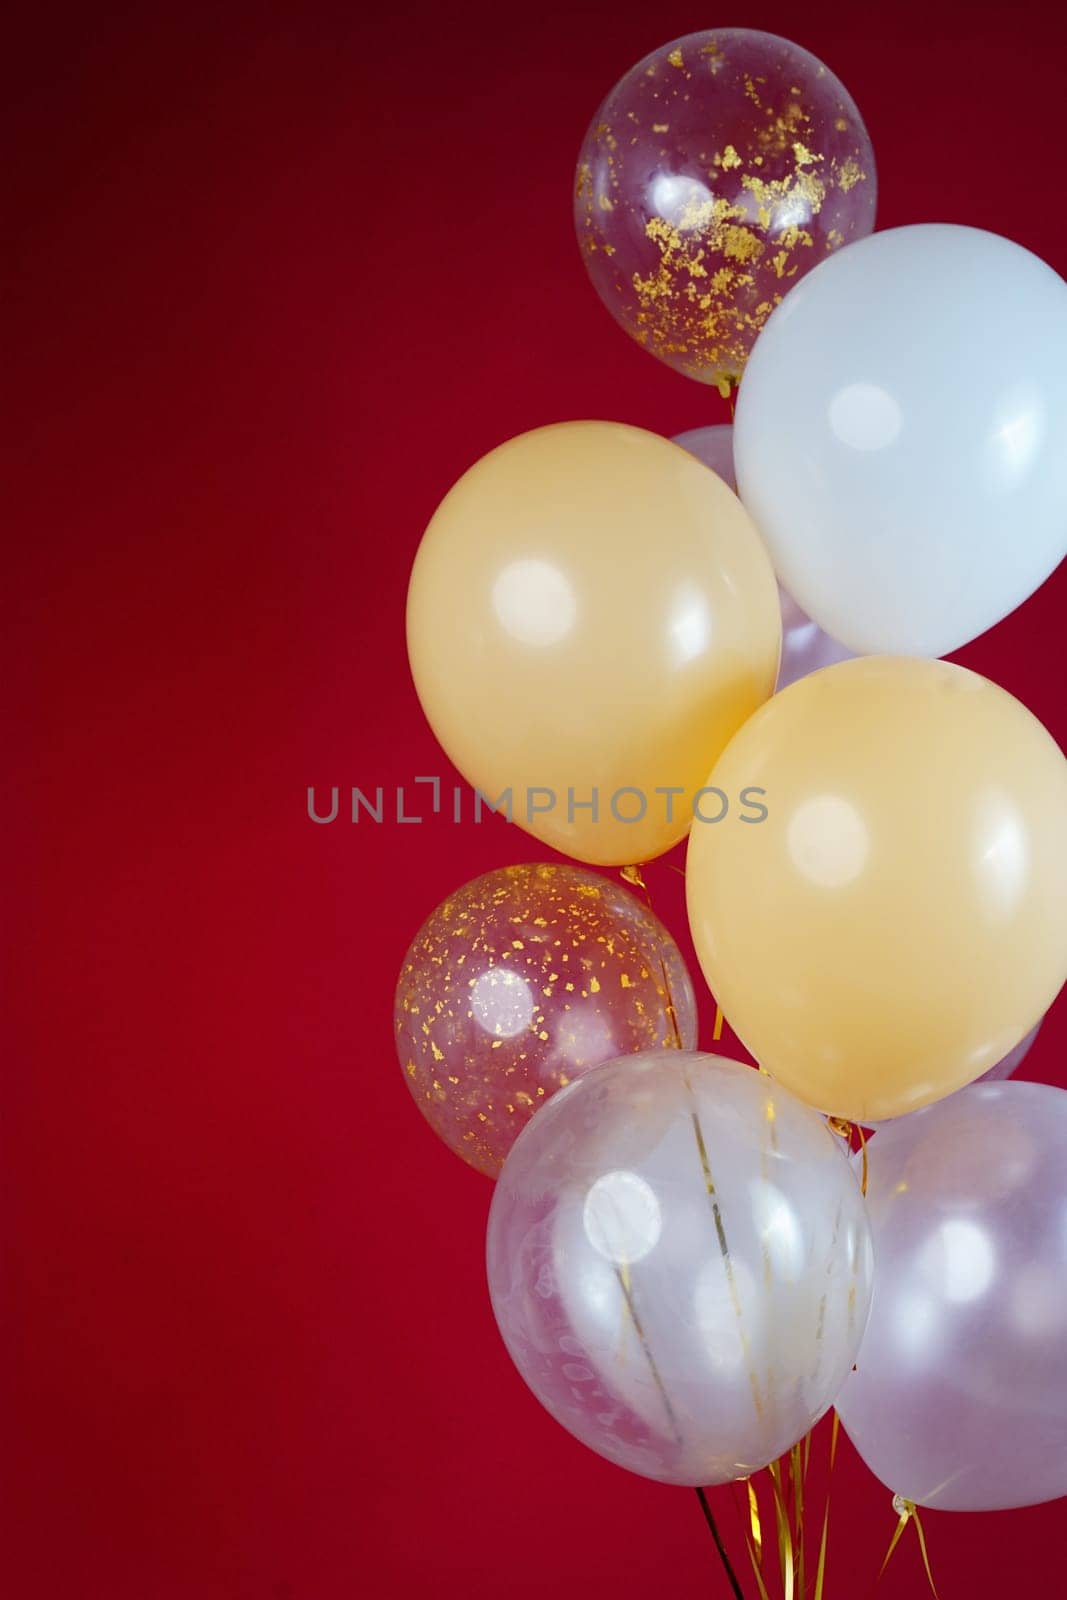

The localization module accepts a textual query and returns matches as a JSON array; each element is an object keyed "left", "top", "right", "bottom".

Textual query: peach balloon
[
  {"left": 406, "top": 422, "right": 780, "bottom": 865},
  {"left": 686, "top": 657, "right": 1067, "bottom": 1123}
]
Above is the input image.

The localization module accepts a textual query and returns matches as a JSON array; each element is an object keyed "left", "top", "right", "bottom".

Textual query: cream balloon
[
  {"left": 407, "top": 422, "right": 781, "bottom": 864},
  {"left": 686, "top": 657, "right": 1067, "bottom": 1123}
]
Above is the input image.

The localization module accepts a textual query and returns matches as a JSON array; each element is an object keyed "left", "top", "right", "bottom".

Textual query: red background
[{"left": 5, "top": 3, "right": 1066, "bottom": 1595}]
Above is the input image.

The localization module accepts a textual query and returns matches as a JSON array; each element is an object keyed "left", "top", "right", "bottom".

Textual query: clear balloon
[
  {"left": 734, "top": 224, "right": 1067, "bottom": 655},
  {"left": 407, "top": 422, "right": 781, "bottom": 864},
  {"left": 836, "top": 1081, "right": 1067, "bottom": 1511},
  {"left": 686, "top": 656, "right": 1067, "bottom": 1123},
  {"left": 576, "top": 29, "right": 876, "bottom": 389},
  {"left": 487, "top": 1051, "right": 873, "bottom": 1485},
  {"left": 673, "top": 424, "right": 853, "bottom": 689},
  {"left": 395, "top": 864, "right": 697, "bottom": 1177}
]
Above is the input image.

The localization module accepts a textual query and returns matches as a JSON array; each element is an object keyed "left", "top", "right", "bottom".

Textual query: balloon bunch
[{"left": 397, "top": 25, "right": 1067, "bottom": 1594}]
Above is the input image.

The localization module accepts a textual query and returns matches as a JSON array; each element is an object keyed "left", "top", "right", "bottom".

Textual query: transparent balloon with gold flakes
[
  {"left": 575, "top": 29, "right": 876, "bottom": 390},
  {"left": 394, "top": 864, "right": 697, "bottom": 1178},
  {"left": 487, "top": 1051, "right": 873, "bottom": 1485}
]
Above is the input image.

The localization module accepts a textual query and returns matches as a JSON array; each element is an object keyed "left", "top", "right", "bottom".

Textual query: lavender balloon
[
  {"left": 837, "top": 1081, "right": 1067, "bottom": 1510},
  {"left": 673, "top": 424, "right": 853, "bottom": 690},
  {"left": 977, "top": 1017, "right": 1042, "bottom": 1085},
  {"left": 487, "top": 1051, "right": 873, "bottom": 1485}
]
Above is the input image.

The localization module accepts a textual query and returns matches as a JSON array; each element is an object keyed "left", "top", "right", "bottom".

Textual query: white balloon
[{"left": 734, "top": 225, "right": 1067, "bottom": 656}]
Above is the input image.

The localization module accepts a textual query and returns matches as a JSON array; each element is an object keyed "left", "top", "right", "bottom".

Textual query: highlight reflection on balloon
[
  {"left": 576, "top": 29, "right": 876, "bottom": 389},
  {"left": 394, "top": 864, "right": 697, "bottom": 1177},
  {"left": 686, "top": 656, "right": 1067, "bottom": 1124},
  {"left": 487, "top": 1051, "right": 873, "bottom": 1485},
  {"left": 836, "top": 1082, "right": 1067, "bottom": 1511},
  {"left": 672, "top": 424, "right": 853, "bottom": 689}
]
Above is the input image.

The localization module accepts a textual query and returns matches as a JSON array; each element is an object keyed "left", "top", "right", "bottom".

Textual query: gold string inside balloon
[
  {"left": 613, "top": 1260, "right": 683, "bottom": 1445},
  {"left": 620, "top": 864, "right": 854, "bottom": 1599},
  {"left": 619, "top": 865, "right": 754, "bottom": 1595}
]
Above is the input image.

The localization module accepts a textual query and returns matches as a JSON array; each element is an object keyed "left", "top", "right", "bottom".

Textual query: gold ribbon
[
  {"left": 876, "top": 1495, "right": 941, "bottom": 1599},
  {"left": 766, "top": 1458, "right": 795, "bottom": 1600},
  {"left": 737, "top": 1477, "right": 772, "bottom": 1600},
  {"left": 855, "top": 1120, "right": 869, "bottom": 1197},
  {"left": 789, "top": 1442, "right": 807, "bottom": 1598},
  {"left": 827, "top": 1117, "right": 869, "bottom": 1196},
  {"left": 747, "top": 1477, "right": 764, "bottom": 1566},
  {"left": 813, "top": 1413, "right": 841, "bottom": 1600},
  {"left": 620, "top": 864, "right": 684, "bottom": 1049}
]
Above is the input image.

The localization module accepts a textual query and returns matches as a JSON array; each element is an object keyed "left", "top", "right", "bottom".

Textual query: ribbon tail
[{"left": 912, "top": 1507, "right": 942, "bottom": 1600}]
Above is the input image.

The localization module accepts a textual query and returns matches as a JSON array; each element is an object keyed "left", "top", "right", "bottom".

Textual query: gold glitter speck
[{"left": 837, "top": 158, "right": 865, "bottom": 192}]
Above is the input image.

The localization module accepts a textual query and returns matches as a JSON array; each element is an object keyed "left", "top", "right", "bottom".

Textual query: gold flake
[{"left": 837, "top": 157, "right": 865, "bottom": 192}]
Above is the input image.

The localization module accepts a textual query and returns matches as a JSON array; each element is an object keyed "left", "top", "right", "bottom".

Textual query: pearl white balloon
[
  {"left": 734, "top": 225, "right": 1067, "bottom": 656},
  {"left": 672, "top": 425, "right": 853, "bottom": 689},
  {"left": 487, "top": 1051, "right": 873, "bottom": 1486}
]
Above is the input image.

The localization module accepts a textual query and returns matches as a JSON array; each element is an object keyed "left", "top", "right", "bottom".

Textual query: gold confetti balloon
[
  {"left": 575, "top": 29, "right": 876, "bottom": 390},
  {"left": 395, "top": 864, "right": 698, "bottom": 1177}
]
